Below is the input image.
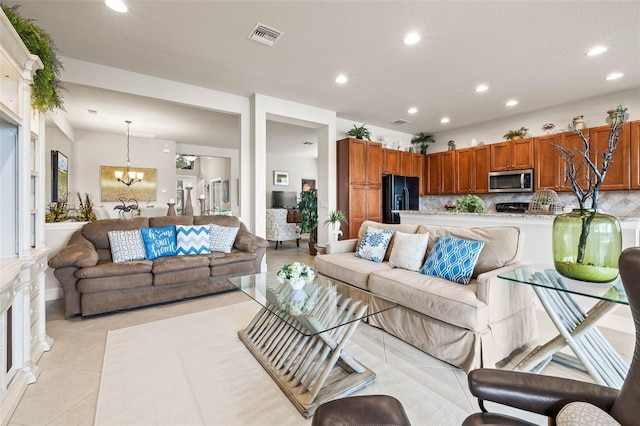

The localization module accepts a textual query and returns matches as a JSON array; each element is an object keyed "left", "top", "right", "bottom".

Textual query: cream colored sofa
[{"left": 314, "top": 220, "right": 538, "bottom": 372}]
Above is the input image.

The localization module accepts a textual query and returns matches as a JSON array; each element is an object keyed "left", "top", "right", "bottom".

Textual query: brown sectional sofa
[
  {"left": 49, "top": 215, "right": 268, "bottom": 317},
  {"left": 314, "top": 220, "right": 538, "bottom": 372}
]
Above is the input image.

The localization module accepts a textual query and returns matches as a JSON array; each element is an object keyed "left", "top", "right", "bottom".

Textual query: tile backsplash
[{"left": 420, "top": 190, "right": 640, "bottom": 218}]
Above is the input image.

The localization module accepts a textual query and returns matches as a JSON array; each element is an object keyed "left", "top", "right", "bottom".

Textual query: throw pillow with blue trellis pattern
[
  {"left": 420, "top": 236, "right": 485, "bottom": 284},
  {"left": 175, "top": 225, "right": 211, "bottom": 255},
  {"left": 209, "top": 224, "right": 239, "bottom": 253},
  {"left": 355, "top": 227, "right": 395, "bottom": 263}
]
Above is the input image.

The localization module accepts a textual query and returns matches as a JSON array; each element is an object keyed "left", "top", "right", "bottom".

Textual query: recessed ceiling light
[
  {"left": 105, "top": 0, "right": 128, "bottom": 13},
  {"left": 408, "top": 107, "right": 418, "bottom": 114},
  {"left": 605, "top": 72, "right": 623, "bottom": 80},
  {"left": 335, "top": 74, "right": 348, "bottom": 84},
  {"left": 440, "top": 117, "right": 450, "bottom": 124},
  {"left": 506, "top": 100, "right": 518, "bottom": 107},
  {"left": 404, "top": 32, "right": 420, "bottom": 45},
  {"left": 586, "top": 46, "right": 608, "bottom": 56},
  {"left": 475, "top": 84, "right": 489, "bottom": 93}
]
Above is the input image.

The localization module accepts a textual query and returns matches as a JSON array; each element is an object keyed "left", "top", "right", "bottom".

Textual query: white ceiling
[{"left": 7, "top": 1, "right": 640, "bottom": 153}]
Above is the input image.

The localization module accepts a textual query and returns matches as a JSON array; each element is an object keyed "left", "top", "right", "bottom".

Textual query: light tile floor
[{"left": 9, "top": 236, "right": 634, "bottom": 425}]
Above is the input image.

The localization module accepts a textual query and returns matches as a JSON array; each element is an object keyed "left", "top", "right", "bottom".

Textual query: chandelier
[{"left": 114, "top": 120, "right": 143, "bottom": 186}]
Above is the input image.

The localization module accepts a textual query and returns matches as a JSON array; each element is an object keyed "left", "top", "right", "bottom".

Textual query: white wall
[
  {"left": 431, "top": 88, "right": 640, "bottom": 152},
  {"left": 266, "top": 154, "right": 318, "bottom": 208},
  {"left": 199, "top": 156, "right": 232, "bottom": 211},
  {"left": 336, "top": 118, "right": 414, "bottom": 149}
]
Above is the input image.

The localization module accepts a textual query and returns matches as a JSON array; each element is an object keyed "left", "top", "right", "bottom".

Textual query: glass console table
[
  {"left": 228, "top": 271, "right": 397, "bottom": 417},
  {"left": 499, "top": 266, "right": 629, "bottom": 388}
]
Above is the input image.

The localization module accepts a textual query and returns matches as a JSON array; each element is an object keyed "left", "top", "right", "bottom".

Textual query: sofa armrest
[
  {"left": 468, "top": 369, "right": 618, "bottom": 418},
  {"left": 234, "top": 224, "right": 269, "bottom": 253},
  {"left": 48, "top": 231, "right": 99, "bottom": 269},
  {"left": 326, "top": 239, "right": 357, "bottom": 254},
  {"left": 475, "top": 262, "right": 530, "bottom": 305}
]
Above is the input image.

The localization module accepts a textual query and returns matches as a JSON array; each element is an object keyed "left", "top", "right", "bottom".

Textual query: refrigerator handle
[{"left": 403, "top": 186, "right": 409, "bottom": 210}]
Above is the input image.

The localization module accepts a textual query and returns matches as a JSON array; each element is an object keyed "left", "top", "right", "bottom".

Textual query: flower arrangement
[
  {"left": 45, "top": 202, "right": 68, "bottom": 222},
  {"left": 75, "top": 192, "right": 97, "bottom": 222},
  {"left": 277, "top": 262, "right": 317, "bottom": 288}
]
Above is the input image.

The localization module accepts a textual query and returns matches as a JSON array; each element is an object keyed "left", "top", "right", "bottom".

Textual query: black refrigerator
[{"left": 382, "top": 174, "right": 419, "bottom": 224}]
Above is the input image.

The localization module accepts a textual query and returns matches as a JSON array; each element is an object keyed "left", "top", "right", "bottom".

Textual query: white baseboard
[{"left": 45, "top": 288, "right": 63, "bottom": 301}]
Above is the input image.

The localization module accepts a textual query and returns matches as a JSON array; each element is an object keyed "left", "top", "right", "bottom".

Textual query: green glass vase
[{"left": 552, "top": 209, "right": 621, "bottom": 282}]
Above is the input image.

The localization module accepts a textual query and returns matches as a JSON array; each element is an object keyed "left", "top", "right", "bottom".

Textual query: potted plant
[
  {"left": 298, "top": 188, "right": 318, "bottom": 255},
  {"left": 503, "top": 127, "right": 529, "bottom": 141},
  {"left": 455, "top": 194, "right": 485, "bottom": 213},
  {"left": 552, "top": 105, "right": 626, "bottom": 282},
  {"left": 324, "top": 209, "right": 345, "bottom": 242},
  {"left": 346, "top": 124, "right": 372, "bottom": 140},
  {"left": 410, "top": 132, "right": 436, "bottom": 154},
  {"left": 1, "top": 5, "right": 64, "bottom": 112}
]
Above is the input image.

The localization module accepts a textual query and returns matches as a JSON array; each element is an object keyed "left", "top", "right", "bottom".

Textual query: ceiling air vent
[
  {"left": 391, "top": 119, "right": 410, "bottom": 125},
  {"left": 249, "top": 23, "right": 283, "bottom": 46}
]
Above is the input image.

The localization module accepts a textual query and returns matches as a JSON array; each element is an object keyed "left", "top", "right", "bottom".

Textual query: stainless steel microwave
[{"left": 488, "top": 169, "right": 534, "bottom": 193}]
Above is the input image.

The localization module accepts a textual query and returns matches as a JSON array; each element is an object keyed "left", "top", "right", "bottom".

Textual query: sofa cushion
[
  {"left": 418, "top": 225, "right": 523, "bottom": 278},
  {"left": 421, "top": 236, "right": 485, "bottom": 285},
  {"left": 314, "top": 253, "right": 392, "bottom": 291},
  {"left": 82, "top": 216, "right": 150, "bottom": 251},
  {"left": 77, "top": 273, "right": 153, "bottom": 294},
  {"left": 355, "top": 227, "right": 394, "bottom": 263},
  {"left": 368, "top": 268, "right": 488, "bottom": 331},
  {"left": 209, "top": 224, "right": 239, "bottom": 253},
  {"left": 151, "top": 255, "right": 210, "bottom": 274},
  {"left": 357, "top": 221, "right": 419, "bottom": 261},
  {"left": 153, "top": 267, "right": 211, "bottom": 286},
  {"left": 75, "top": 261, "right": 152, "bottom": 279},
  {"left": 108, "top": 229, "right": 146, "bottom": 263},
  {"left": 175, "top": 225, "right": 211, "bottom": 255},
  {"left": 194, "top": 215, "right": 241, "bottom": 228},
  {"left": 389, "top": 231, "right": 430, "bottom": 272},
  {"left": 149, "top": 216, "right": 194, "bottom": 228},
  {"left": 140, "top": 226, "right": 178, "bottom": 260}
]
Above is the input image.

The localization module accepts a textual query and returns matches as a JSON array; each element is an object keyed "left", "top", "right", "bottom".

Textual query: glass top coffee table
[
  {"left": 498, "top": 265, "right": 629, "bottom": 388},
  {"left": 228, "top": 271, "right": 397, "bottom": 418}
]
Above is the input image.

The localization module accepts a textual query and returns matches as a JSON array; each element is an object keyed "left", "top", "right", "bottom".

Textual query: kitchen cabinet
[
  {"left": 534, "top": 133, "right": 564, "bottom": 191},
  {"left": 490, "top": 138, "right": 534, "bottom": 171},
  {"left": 400, "top": 151, "right": 412, "bottom": 176},
  {"left": 411, "top": 153, "right": 427, "bottom": 195},
  {"left": 588, "top": 123, "right": 630, "bottom": 191},
  {"left": 425, "top": 151, "right": 455, "bottom": 195},
  {"left": 631, "top": 121, "right": 640, "bottom": 189},
  {"left": 455, "top": 145, "right": 489, "bottom": 194},
  {"left": 382, "top": 148, "right": 400, "bottom": 175},
  {"left": 337, "top": 138, "right": 383, "bottom": 239}
]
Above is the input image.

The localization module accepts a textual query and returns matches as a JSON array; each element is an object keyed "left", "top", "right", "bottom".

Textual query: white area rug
[{"left": 96, "top": 301, "right": 469, "bottom": 425}]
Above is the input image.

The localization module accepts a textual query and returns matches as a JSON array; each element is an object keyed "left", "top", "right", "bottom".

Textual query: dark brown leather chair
[
  {"left": 463, "top": 246, "right": 640, "bottom": 426},
  {"left": 312, "top": 395, "right": 411, "bottom": 426}
]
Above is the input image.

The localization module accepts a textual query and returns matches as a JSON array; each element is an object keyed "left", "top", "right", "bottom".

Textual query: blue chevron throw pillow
[
  {"left": 176, "top": 225, "right": 211, "bottom": 255},
  {"left": 420, "top": 236, "right": 485, "bottom": 285}
]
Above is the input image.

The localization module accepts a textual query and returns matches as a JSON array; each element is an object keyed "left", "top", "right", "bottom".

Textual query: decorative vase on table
[{"left": 552, "top": 209, "right": 621, "bottom": 283}]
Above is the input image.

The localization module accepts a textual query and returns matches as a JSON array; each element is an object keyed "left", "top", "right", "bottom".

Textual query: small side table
[{"left": 499, "top": 266, "right": 629, "bottom": 388}]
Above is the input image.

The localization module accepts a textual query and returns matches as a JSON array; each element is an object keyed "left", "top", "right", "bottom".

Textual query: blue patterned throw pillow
[
  {"left": 175, "top": 225, "right": 211, "bottom": 255},
  {"left": 108, "top": 229, "right": 146, "bottom": 263},
  {"left": 355, "top": 227, "right": 394, "bottom": 263},
  {"left": 209, "top": 224, "right": 239, "bottom": 253},
  {"left": 420, "top": 236, "right": 485, "bottom": 285},
  {"left": 140, "top": 226, "right": 178, "bottom": 260}
]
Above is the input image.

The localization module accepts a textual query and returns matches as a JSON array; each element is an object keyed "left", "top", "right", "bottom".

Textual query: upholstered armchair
[
  {"left": 463, "top": 246, "right": 640, "bottom": 426},
  {"left": 266, "top": 208, "right": 300, "bottom": 250}
]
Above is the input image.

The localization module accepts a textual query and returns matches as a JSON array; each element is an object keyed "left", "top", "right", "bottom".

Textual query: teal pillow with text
[
  {"left": 420, "top": 236, "right": 485, "bottom": 284},
  {"left": 140, "top": 226, "right": 177, "bottom": 260}
]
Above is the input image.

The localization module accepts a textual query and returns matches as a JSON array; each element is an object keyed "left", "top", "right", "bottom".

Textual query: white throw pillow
[
  {"left": 108, "top": 229, "right": 146, "bottom": 263},
  {"left": 389, "top": 231, "right": 430, "bottom": 271},
  {"left": 209, "top": 224, "right": 239, "bottom": 253}
]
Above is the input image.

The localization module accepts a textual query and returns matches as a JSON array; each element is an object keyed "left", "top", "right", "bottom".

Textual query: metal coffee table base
[{"left": 238, "top": 304, "right": 375, "bottom": 418}]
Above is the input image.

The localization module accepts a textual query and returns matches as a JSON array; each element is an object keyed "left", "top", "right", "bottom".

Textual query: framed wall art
[
  {"left": 302, "top": 179, "right": 316, "bottom": 191},
  {"left": 51, "top": 150, "right": 68, "bottom": 202},
  {"left": 273, "top": 170, "right": 289, "bottom": 186},
  {"left": 100, "top": 165, "right": 157, "bottom": 202},
  {"left": 223, "top": 180, "right": 230, "bottom": 202}
]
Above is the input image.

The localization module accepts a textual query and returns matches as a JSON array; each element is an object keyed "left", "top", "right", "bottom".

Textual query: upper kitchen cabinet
[
  {"left": 588, "top": 123, "right": 630, "bottom": 191},
  {"left": 425, "top": 151, "right": 455, "bottom": 195},
  {"left": 455, "top": 145, "right": 489, "bottom": 194},
  {"left": 382, "top": 148, "right": 401, "bottom": 175},
  {"left": 631, "top": 121, "right": 640, "bottom": 190},
  {"left": 490, "top": 138, "right": 534, "bottom": 171}
]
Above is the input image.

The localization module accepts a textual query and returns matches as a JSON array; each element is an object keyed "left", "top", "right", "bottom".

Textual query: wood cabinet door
[
  {"left": 400, "top": 151, "right": 412, "bottom": 176},
  {"left": 534, "top": 134, "right": 562, "bottom": 190},
  {"left": 441, "top": 151, "right": 456, "bottom": 194},
  {"left": 366, "top": 185, "right": 383, "bottom": 223},
  {"left": 347, "top": 184, "right": 367, "bottom": 239},
  {"left": 384, "top": 149, "right": 401, "bottom": 175},
  {"left": 366, "top": 141, "right": 383, "bottom": 186},
  {"left": 410, "top": 153, "right": 422, "bottom": 178},
  {"left": 589, "top": 123, "right": 630, "bottom": 190},
  {"left": 348, "top": 138, "right": 367, "bottom": 185},
  {"left": 561, "top": 131, "right": 591, "bottom": 192},
  {"left": 490, "top": 141, "right": 512, "bottom": 171},
  {"left": 425, "top": 153, "right": 442, "bottom": 194},
  {"left": 512, "top": 138, "right": 534, "bottom": 170},
  {"left": 631, "top": 121, "right": 640, "bottom": 189},
  {"left": 473, "top": 145, "right": 490, "bottom": 193},
  {"left": 455, "top": 148, "right": 473, "bottom": 194}
]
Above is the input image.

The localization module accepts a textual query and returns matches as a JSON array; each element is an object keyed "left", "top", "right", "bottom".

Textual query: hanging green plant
[{"left": 1, "top": 4, "right": 64, "bottom": 112}]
